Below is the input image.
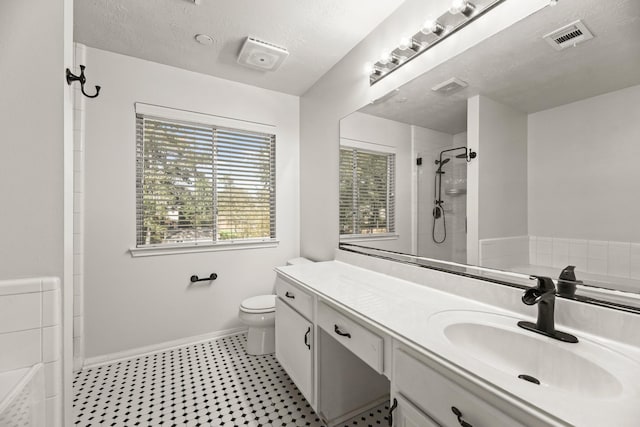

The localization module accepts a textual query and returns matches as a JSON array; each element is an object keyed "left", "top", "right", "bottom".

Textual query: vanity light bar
[{"left": 369, "top": 0, "right": 507, "bottom": 85}]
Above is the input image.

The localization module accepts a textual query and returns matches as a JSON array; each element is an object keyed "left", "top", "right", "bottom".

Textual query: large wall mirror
[{"left": 339, "top": 0, "right": 640, "bottom": 308}]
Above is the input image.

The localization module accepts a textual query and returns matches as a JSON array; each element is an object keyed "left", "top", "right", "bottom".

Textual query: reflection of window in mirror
[{"left": 339, "top": 140, "right": 395, "bottom": 240}]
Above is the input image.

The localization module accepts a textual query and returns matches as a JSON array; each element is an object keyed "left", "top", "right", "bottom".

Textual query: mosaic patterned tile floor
[{"left": 73, "top": 334, "right": 389, "bottom": 426}]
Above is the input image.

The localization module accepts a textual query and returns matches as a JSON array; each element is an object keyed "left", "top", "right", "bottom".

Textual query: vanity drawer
[
  {"left": 317, "top": 302, "right": 383, "bottom": 374},
  {"left": 275, "top": 276, "right": 313, "bottom": 320},
  {"left": 394, "top": 348, "right": 527, "bottom": 427}
]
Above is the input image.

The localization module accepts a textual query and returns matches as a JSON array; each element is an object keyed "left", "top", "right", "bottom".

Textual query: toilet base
[{"left": 246, "top": 326, "right": 275, "bottom": 355}]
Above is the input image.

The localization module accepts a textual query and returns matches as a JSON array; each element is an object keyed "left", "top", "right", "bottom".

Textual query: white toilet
[{"left": 239, "top": 257, "right": 312, "bottom": 355}]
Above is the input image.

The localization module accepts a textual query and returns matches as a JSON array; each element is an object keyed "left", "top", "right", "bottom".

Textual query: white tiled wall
[
  {"left": 0, "top": 277, "right": 62, "bottom": 427},
  {"left": 478, "top": 236, "right": 529, "bottom": 270},
  {"left": 530, "top": 236, "right": 640, "bottom": 280},
  {"left": 481, "top": 235, "right": 640, "bottom": 282},
  {"left": 72, "top": 43, "right": 86, "bottom": 371}
]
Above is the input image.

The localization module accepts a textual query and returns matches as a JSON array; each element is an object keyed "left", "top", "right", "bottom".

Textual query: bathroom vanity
[{"left": 274, "top": 255, "right": 640, "bottom": 427}]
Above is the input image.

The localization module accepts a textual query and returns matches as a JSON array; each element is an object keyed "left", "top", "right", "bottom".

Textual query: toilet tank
[{"left": 286, "top": 257, "right": 313, "bottom": 266}]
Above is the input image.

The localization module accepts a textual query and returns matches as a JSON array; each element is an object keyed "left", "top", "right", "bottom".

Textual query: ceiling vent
[
  {"left": 431, "top": 77, "right": 468, "bottom": 96},
  {"left": 237, "top": 37, "right": 289, "bottom": 71},
  {"left": 543, "top": 20, "right": 594, "bottom": 51}
]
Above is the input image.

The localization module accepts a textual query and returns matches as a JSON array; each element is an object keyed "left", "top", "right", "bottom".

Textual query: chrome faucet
[{"left": 517, "top": 276, "right": 578, "bottom": 343}]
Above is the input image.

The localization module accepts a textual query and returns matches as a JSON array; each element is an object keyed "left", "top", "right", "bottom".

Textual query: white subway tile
[
  {"left": 0, "top": 278, "right": 41, "bottom": 296},
  {"left": 528, "top": 237, "right": 537, "bottom": 265},
  {"left": 73, "top": 193, "right": 82, "bottom": 213},
  {"left": 73, "top": 316, "right": 83, "bottom": 338},
  {"left": 568, "top": 239, "right": 588, "bottom": 257},
  {"left": 73, "top": 294, "right": 83, "bottom": 315},
  {"left": 73, "top": 274, "right": 82, "bottom": 295},
  {"left": 73, "top": 256, "right": 83, "bottom": 275},
  {"left": 0, "top": 329, "right": 41, "bottom": 372},
  {"left": 42, "top": 325, "right": 61, "bottom": 363},
  {"left": 552, "top": 238, "right": 570, "bottom": 268},
  {"left": 45, "top": 396, "right": 62, "bottom": 427},
  {"left": 568, "top": 257, "right": 587, "bottom": 274},
  {"left": 73, "top": 171, "right": 84, "bottom": 192},
  {"left": 537, "top": 237, "right": 553, "bottom": 253},
  {"left": 537, "top": 252, "right": 552, "bottom": 267},
  {"left": 44, "top": 360, "right": 62, "bottom": 398},
  {"left": 41, "top": 278, "right": 59, "bottom": 291},
  {"left": 588, "top": 240, "right": 608, "bottom": 259},
  {"left": 73, "top": 337, "right": 83, "bottom": 359},
  {"left": 73, "top": 233, "right": 84, "bottom": 255},
  {"left": 42, "top": 289, "right": 61, "bottom": 327},
  {"left": 608, "top": 242, "right": 630, "bottom": 278},
  {"left": 629, "top": 244, "right": 640, "bottom": 280},
  {"left": 587, "top": 257, "right": 608, "bottom": 276},
  {"left": 0, "top": 293, "right": 41, "bottom": 333}
]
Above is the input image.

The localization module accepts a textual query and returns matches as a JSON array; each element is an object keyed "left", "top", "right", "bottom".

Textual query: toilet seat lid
[{"left": 241, "top": 294, "right": 276, "bottom": 313}]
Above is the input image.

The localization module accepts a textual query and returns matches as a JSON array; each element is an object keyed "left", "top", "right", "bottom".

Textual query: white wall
[
  {"left": 0, "top": 1, "right": 66, "bottom": 280},
  {"left": 300, "top": 0, "right": 549, "bottom": 261},
  {"left": 528, "top": 84, "right": 640, "bottom": 242},
  {"left": 340, "top": 112, "right": 412, "bottom": 253},
  {"left": 476, "top": 96, "right": 528, "bottom": 241},
  {"left": 82, "top": 47, "right": 300, "bottom": 358}
]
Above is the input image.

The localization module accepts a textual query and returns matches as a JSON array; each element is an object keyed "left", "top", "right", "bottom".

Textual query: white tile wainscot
[
  {"left": 0, "top": 277, "right": 63, "bottom": 427},
  {"left": 274, "top": 253, "right": 640, "bottom": 427}
]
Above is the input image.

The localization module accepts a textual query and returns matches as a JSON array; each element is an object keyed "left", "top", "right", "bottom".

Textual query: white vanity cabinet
[
  {"left": 274, "top": 266, "right": 559, "bottom": 427},
  {"left": 391, "top": 395, "right": 439, "bottom": 427},
  {"left": 275, "top": 278, "right": 314, "bottom": 403},
  {"left": 393, "top": 347, "right": 528, "bottom": 427}
]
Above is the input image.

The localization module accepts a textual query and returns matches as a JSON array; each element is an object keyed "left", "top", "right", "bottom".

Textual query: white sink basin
[{"left": 428, "top": 310, "right": 640, "bottom": 399}]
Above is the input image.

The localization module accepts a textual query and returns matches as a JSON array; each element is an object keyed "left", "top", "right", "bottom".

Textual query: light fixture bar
[{"left": 369, "top": 0, "right": 507, "bottom": 85}]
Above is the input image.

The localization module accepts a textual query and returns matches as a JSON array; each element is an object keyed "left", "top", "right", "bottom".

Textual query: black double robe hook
[{"left": 66, "top": 65, "right": 101, "bottom": 98}]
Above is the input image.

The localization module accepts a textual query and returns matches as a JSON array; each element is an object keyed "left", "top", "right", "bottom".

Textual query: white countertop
[{"left": 276, "top": 260, "right": 640, "bottom": 427}]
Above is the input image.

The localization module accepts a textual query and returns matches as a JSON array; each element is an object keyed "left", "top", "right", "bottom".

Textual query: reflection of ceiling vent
[
  {"left": 543, "top": 20, "right": 594, "bottom": 51},
  {"left": 431, "top": 77, "right": 468, "bottom": 96},
  {"left": 237, "top": 37, "right": 289, "bottom": 71}
]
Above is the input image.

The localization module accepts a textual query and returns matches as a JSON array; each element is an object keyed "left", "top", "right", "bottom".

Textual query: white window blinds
[
  {"left": 339, "top": 147, "right": 395, "bottom": 236},
  {"left": 136, "top": 114, "right": 276, "bottom": 247}
]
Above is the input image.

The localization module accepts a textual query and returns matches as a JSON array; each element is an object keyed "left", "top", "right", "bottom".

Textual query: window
[
  {"left": 135, "top": 108, "right": 276, "bottom": 250},
  {"left": 339, "top": 145, "right": 395, "bottom": 237}
]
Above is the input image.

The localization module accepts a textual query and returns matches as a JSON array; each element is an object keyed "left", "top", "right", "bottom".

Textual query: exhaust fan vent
[
  {"left": 237, "top": 37, "right": 289, "bottom": 71},
  {"left": 543, "top": 20, "right": 594, "bottom": 51},
  {"left": 431, "top": 77, "right": 468, "bottom": 96}
]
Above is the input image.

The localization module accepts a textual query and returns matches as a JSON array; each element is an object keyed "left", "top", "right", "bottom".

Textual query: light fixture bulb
[
  {"left": 379, "top": 51, "right": 392, "bottom": 65},
  {"left": 450, "top": 0, "right": 475, "bottom": 17},
  {"left": 398, "top": 37, "right": 413, "bottom": 50},
  {"left": 449, "top": 0, "right": 467, "bottom": 13},
  {"left": 365, "top": 63, "right": 374, "bottom": 74},
  {"left": 421, "top": 19, "right": 445, "bottom": 36}
]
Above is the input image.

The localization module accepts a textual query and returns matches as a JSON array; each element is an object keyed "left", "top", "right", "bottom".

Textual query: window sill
[
  {"left": 129, "top": 239, "right": 279, "bottom": 257},
  {"left": 340, "top": 234, "right": 399, "bottom": 243}
]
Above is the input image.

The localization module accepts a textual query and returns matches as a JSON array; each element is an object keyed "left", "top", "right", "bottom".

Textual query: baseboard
[{"left": 82, "top": 327, "right": 248, "bottom": 369}]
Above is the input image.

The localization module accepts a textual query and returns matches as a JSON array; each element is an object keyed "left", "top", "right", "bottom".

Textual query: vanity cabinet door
[
  {"left": 394, "top": 348, "right": 529, "bottom": 427},
  {"left": 275, "top": 298, "right": 313, "bottom": 402},
  {"left": 392, "top": 395, "right": 439, "bottom": 427}
]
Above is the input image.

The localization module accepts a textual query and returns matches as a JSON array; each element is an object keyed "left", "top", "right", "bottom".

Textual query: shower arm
[{"left": 437, "top": 146, "right": 476, "bottom": 164}]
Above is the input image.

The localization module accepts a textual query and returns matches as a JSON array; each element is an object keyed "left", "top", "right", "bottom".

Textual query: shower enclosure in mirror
[{"left": 338, "top": 0, "right": 640, "bottom": 309}]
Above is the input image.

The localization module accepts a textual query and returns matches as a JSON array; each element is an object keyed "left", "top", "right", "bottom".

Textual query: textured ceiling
[
  {"left": 360, "top": 0, "right": 640, "bottom": 134},
  {"left": 74, "top": 0, "right": 405, "bottom": 95}
]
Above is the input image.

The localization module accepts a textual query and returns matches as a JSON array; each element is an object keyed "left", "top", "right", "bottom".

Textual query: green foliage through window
[
  {"left": 339, "top": 147, "right": 395, "bottom": 236},
  {"left": 136, "top": 115, "right": 276, "bottom": 247}
]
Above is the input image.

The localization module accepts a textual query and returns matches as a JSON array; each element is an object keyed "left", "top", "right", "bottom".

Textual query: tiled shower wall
[
  {"left": 0, "top": 277, "right": 63, "bottom": 426},
  {"left": 479, "top": 235, "right": 640, "bottom": 281},
  {"left": 72, "top": 43, "right": 86, "bottom": 371}
]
